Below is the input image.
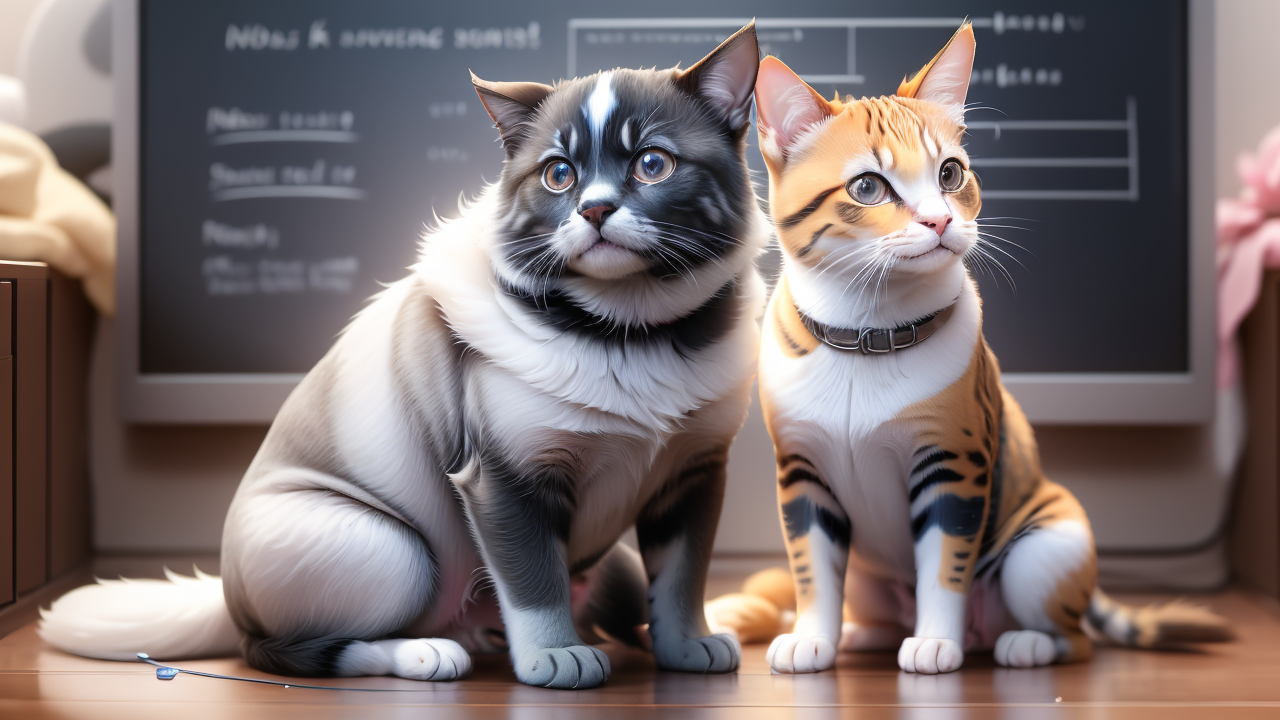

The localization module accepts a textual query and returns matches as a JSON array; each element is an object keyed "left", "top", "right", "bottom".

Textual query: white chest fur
[
  {"left": 760, "top": 275, "right": 983, "bottom": 579},
  {"left": 416, "top": 198, "right": 763, "bottom": 558}
]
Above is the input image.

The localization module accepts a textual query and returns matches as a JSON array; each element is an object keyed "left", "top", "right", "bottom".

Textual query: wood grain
[
  {"left": 0, "top": 587, "right": 1276, "bottom": 719},
  {"left": 0, "top": 281, "right": 11, "bottom": 608}
]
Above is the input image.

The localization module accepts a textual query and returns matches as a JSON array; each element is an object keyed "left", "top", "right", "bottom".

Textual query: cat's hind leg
[
  {"left": 991, "top": 482, "right": 1095, "bottom": 668},
  {"left": 224, "top": 476, "right": 471, "bottom": 680},
  {"left": 246, "top": 636, "right": 471, "bottom": 681}
]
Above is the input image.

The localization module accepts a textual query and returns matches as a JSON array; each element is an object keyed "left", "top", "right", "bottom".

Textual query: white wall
[
  {"left": 1216, "top": 0, "right": 1280, "bottom": 198},
  {"left": 0, "top": 0, "right": 44, "bottom": 77}
]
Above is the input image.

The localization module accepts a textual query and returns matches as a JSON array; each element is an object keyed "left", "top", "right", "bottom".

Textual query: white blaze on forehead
[
  {"left": 580, "top": 182, "right": 617, "bottom": 208},
  {"left": 586, "top": 72, "right": 616, "bottom": 144},
  {"left": 921, "top": 129, "right": 938, "bottom": 156},
  {"left": 620, "top": 118, "right": 633, "bottom": 152},
  {"left": 878, "top": 146, "right": 894, "bottom": 171}
]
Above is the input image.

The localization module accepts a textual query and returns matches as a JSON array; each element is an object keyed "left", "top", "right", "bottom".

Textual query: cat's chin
[
  {"left": 568, "top": 240, "right": 650, "bottom": 280},
  {"left": 894, "top": 244, "right": 963, "bottom": 276}
]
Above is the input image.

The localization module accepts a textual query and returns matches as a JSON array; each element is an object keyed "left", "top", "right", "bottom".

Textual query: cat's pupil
[
  {"left": 850, "top": 175, "right": 887, "bottom": 204},
  {"left": 939, "top": 160, "right": 963, "bottom": 191},
  {"left": 551, "top": 163, "right": 571, "bottom": 185},
  {"left": 641, "top": 152, "right": 664, "bottom": 177}
]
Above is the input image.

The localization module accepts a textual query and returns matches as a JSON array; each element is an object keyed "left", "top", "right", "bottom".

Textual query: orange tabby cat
[{"left": 706, "top": 23, "right": 1230, "bottom": 674}]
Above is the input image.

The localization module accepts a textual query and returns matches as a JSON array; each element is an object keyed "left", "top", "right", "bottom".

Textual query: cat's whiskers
[
  {"left": 968, "top": 241, "right": 1017, "bottom": 289},
  {"left": 650, "top": 220, "right": 745, "bottom": 247},
  {"left": 975, "top": 232, "right": 1029, "bottom": 270},
  {"left": 652, "top": 231, "right": 736, "bottom": 272},
  {"left": 870, "top": 256, "right": 896, "bottom": 319},
  {"left": 646, "top": 239, "right": 701, "bottom": 287},
  {"left": 838, "top": 250, "right": 886, "bottom": 299},
  {"left": 811, "top": 241, "right": 878, "bottom": 283}
]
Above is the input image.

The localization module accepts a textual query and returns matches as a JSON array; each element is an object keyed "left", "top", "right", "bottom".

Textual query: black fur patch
[
  {"left": 834, "top": 201, "right": 867, "bottom": 226},
  {"left": 780, "top": 496, "right": 852, "bottom": 547},
  {"left": 911, "top": 494, "right": 986, "bottom": 540},
  {"left": 244, "top": 636, "right": 357, "bottom": 678},
  {"left": 457, "top": 448, "right": 578, "bottom": 610},
  {"left": 501, "top": 277, "right": 741, "bottom": 355}
]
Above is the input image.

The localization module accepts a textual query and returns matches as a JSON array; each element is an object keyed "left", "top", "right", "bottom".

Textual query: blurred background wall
[
  {"left": 0, "top": 1, "right": 43, "bottom": 78},
  {"left": 1215, "top": 0, "right": 1280, "bottom": 198}
]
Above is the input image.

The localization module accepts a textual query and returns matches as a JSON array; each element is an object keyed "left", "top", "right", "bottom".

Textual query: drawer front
[
  {"left": 14, "top": 276, "right": 47, "bottom": 595},
  {"left": 0, "top": 281, "right": 12, "bottom": 606}
]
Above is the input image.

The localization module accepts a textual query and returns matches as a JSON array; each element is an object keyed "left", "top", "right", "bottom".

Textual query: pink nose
[
  {"left": 580, "top": 204, "right": 615, "bottom": 230},
  {"left": 917, "top": 214, "right": 952, "bottom": 237}
]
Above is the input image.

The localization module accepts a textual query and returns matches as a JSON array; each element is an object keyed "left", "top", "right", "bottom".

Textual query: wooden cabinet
[
  {"left": 0, "top": 261, "right": 93, "bottom": 613},
  {"left": 1233, "top": 269, "right": 1280, "bottom": 600}
]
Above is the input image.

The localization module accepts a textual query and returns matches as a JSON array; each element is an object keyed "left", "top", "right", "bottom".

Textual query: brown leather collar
[{"left": 796, "top": 302, "right": 957, "bottom": 354}]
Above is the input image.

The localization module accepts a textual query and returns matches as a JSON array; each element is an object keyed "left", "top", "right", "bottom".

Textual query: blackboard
[{"left": 138, "top": 0, "right": 1187, "bottom": 375}]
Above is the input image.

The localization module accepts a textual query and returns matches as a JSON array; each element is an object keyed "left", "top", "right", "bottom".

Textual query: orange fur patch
[{"left": 768, "top": 94, "right": 971, "bottom": 266}]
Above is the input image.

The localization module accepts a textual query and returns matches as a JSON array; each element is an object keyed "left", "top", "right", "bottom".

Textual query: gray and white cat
[{"left": 40, "top": 24, "right": 768, "bottom": 690}]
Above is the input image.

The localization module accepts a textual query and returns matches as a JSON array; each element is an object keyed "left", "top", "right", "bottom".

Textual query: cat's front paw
[
  {"left": 654, "top": 633, "right": 740, "bottom": 673},
  {"left": 898, "top": 637, "right": 964, "bottom": 674},
  {"left": 514, "top": 645, "right": 611, "bottom": 689},
  {"left": 766, "top": 633, "right": 837, "bottom": 674}
]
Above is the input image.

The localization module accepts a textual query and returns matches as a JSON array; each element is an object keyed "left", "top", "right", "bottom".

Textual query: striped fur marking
[
  {"left": 777, "top": 186, "right": 843, "bottom": 230},
  {"left": 780, "top": 496, "right": 852, "bottom": 547},
  {"left": 768, "top": 277, "right": 821, "bottom": 359},
  {"left": 797, "top": 223, "right": 833, "bottom": 258},
  {"left": 777, "top": 454, "right": 828, "bottom": 491}
]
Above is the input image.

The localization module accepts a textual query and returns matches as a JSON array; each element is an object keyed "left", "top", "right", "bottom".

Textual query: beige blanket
[{"left": 0, "top": 123, "right": 114, "bottom": 315}]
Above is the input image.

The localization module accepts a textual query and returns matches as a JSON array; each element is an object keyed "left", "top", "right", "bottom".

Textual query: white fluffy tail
[{"left": 38, "top": 568, "right": 241, "bottom": 661}]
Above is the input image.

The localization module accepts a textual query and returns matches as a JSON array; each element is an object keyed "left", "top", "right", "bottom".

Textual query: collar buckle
[{"left": 858, "top": 328, "right": 894, "bottom": 354}]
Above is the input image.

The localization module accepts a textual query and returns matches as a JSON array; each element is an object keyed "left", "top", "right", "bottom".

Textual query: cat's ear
[
  {"left": 677, "top": 22, "right": 759, "bottom": 128},
  {"left": 754, "top": 56, "right": 834, "bottom": 169},
  {"left": 896, "top": 22, "right": 975, "bottom": 122},
  {"left": 471, "top": 72, "right": 554, "bottom": 154}
]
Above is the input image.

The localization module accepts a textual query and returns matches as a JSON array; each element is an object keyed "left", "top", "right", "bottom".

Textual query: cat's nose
[
  {"left": 579, "top": 203, "right": 616, "bottom": 230},
  {"left": 917, "top": 213, "right": 952, "bottom": 237}
]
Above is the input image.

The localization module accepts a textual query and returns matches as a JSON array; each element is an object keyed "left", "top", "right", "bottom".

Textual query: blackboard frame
[{"left": 112, "top": 0, "right": 1215, "bottom": 424}]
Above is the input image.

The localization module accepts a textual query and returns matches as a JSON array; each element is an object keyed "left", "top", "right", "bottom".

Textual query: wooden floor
[{"left": 1, "top": 580, "right": 1279, "bottom": 719}]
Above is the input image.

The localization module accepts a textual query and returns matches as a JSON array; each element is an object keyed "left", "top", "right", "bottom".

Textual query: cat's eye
[
  {"left": 632, "top": 148, "right": 675, "bottom": 184},
  {"left": 542, "top": 160, "right": 576, "bottom": 193},
  {"left": 939, "top": 159, "right": 966, "bottom": 192},
  {"left": 846, "top": 173, "right": 892, "bottom": 206}
]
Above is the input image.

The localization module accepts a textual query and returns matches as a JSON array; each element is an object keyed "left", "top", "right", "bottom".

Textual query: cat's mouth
[
  {"left": 585, "top": 238, "right": 630, "bottom": 254},
  {"left": 570, "top": 236, "right": 650, "bottom": 279},
  {"left": 900, "top": 243, "right": 953, "bottom": 261}
]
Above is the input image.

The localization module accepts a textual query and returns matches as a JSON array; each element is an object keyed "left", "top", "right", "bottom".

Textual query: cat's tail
[
  {"left": 37, "top": 568, "right": 241, "bottom": 661},
  {"left": 704, "top": 567, "right": 796, "bottom": 643},
  {"left": 1083, "top": 588, "right": 1234, "bottom": 649}
]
